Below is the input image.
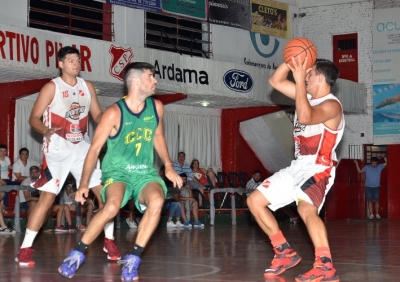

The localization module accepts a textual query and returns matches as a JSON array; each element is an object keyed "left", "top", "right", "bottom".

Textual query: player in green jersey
[{"left": 58, "top": 62, "right": 182, "bottom": 281}]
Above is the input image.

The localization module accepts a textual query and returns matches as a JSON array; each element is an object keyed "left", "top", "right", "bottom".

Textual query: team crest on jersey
[
  {"left": 262, "top": 180, "right": 270, "bottom": 189},
  {"left": 143, "top": 115, "right": 154, "bottom": 121},
  {"left": 70, "top": 124, "right": 81, "bottom": 133},
  {"left": 294, "top": 121, "right": 306, "bottom": 133},
  {"left": 109, "top": 45, "right": 134, "bottom": 81},
  {"left": 79, "top": 90, "right": 85, "bottom": 96},
  {"left": 65, "top": 102, "right": 85, "bottom": 120}
]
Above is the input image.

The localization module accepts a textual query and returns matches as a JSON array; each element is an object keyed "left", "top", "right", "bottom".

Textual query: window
[
  {"left": 28, "top": 0, "right": 113, "bottom": 41},
  {"left": 145, "top": 11, "right": 211, "bottom": 58},
  {"left": 364, "top": 144, "right": 387, "bottom": 164},
  {"left": 337, "top": 38, "right": 357, "bottom": 51}
]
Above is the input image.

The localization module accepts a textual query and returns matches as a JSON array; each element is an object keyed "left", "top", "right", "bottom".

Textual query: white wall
[
  {"left": 0, "top": 0, "right": 27, "bottom": 27},
  {"left": 113, "top": 5, "right": 145, "bottom": 47},
  {"left": 299, "top": 1, "right": 374, "bottom": 160}
]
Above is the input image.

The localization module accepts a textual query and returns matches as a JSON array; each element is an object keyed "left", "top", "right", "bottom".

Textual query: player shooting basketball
[{"left": 247, "top": 39, "right": 344, "bottom": 281}]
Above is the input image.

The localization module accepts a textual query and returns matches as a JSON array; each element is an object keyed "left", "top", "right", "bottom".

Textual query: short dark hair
[
  {"left": 30, "top": 166, "right": 40, "bottom": 172},
  {"left": 19, "top": 147, "right": 29, "bottom": 155},
  {"left": 371, "top": 157, "right": 379, "bottom": 163},
  {"left": 178, "top": 152, "right": 186, "bottom": 157},
  {"left": 314, "top": 59, "right": 340, "bottom": 87},
  {"left": 0, "top": 144, "right": 7, "bottom": 150},
  {"left": 254, "top": 169, "right": 261, "bottom": 175},
  {"left": 123, "top": 62, "right": 154, "bottom": 92},
  {"left": 58, "top": 46, "right": 80, "bottom": 61},
  {"left": 179, "top": 173, "right": 187, "bottom": 178}
]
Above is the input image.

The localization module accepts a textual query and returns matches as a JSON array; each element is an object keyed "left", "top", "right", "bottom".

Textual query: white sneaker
[
  {"left": 376, "top": 214, "right": 381, "bottom": 219},
  {"left": 126, "top": 218, "right": 138, "bottom": 229},
  {"left": 369, "top": 214, "right": 374, "bottom": 220},
  {"left": 175, "top": 221, "right": 184, "bottom": 227},
  {"left": 166, "top": 221, "right": 177, "bottom": 228}
]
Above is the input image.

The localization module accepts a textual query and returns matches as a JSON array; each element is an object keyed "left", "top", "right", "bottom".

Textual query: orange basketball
[{"left": 283, "top": 37, "right": 317, "bottom": 69}]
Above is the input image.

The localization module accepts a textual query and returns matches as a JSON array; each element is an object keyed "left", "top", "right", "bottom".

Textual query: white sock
[
  {"left": 21, "top": 228, "right": 38, "bottom": 248},
  {"left": 104, "top": 222, "right": 114, "bottom": 240}
]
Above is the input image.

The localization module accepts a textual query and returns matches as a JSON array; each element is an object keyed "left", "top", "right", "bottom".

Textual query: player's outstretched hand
[
  {"left": 75, "top": 186, "right": 89, "bottom": 205},
  {"left": 165, "top": 166, "right": 183, "bottom": 189},
  {"left": 44, "top": 127, "right": 62, "bottom": 142}
]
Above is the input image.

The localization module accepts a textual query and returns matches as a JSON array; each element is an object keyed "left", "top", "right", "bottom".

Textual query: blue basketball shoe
[
  {"left": 58, "top": 250, "right": 85, "bottom": 278},
  {"left": 118, "top": 254, "right": 141, "bottom": 281}
]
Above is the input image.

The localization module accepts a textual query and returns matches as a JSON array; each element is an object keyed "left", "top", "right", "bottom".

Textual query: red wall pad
[
  {"left": 153, "top": 93, "right": 187, "bottom": 105},
  {"left": 0, "top": 78, "right": 51, "bottom": 159}
]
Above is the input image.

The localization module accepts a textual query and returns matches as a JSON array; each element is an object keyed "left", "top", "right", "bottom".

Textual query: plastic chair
[
  {"left": 238, "top": 172, "right": 250, "bottom": 188},
  {"left": 228, "top": 172, "right": 240, "bottom": 188},
  {"left": 217, "top": 172, "right": 229, "bottom": 188}
]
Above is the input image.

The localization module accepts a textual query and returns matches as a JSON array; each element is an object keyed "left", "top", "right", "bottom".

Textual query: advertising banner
[
  {"left": 250, "top": 0, "right": 289, "bottom": 39},
  {"left": 94, "top": 0, "right": 161, "bottom": 12},
  {"left": 208, "top": 0, "right": 251, "bottom": 30},
  {"left": 212, "top": 24, "right": 287, "bottom": 71},
  {"left": 162, "top": 0, "right": 207, "bottom": 21},
  {"left": 372, "top": 8, "right": 400, "bottom": 144}
]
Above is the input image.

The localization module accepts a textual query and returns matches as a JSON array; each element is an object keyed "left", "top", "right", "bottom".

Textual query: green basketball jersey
[{"left": 102, "top": 97, "right": 159, "bottom": 176}]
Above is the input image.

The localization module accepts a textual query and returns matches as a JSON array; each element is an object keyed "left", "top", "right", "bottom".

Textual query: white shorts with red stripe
[
  {"left": 256, "top": 155, "right": 336, "bottom": 213},
  {"left": 34, "top": 141, "right": 102, "bottom": 195}
]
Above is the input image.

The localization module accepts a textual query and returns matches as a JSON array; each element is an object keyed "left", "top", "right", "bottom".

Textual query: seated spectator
[
  {"left": 63, "top": 175, "right": 94, "bottom": 231},
  {"left": 12, "top": 147, "right": 40, "bottom": 182},
  {"left": 163, "top": 187, "right": 183, "bottom": 228},
  {"left": 173, "top": 152, "right": 206, "bottom": 207},
  {"left": 178, "top": 173, "right": 204, "bottom": 228},
  {"left": 243, "top": 170, "right": 262, "bottom": 208},
  {"left": 190, "top": 159, "right": 217, "bottom": 189},
  {"left": 53, "top": 196, "right": 75, "bottom": 232},
  {"left": 0, "top": 179, "right": 16, "bottom": 234},
  {"left": 0, "top": 144, "right": 18, "bottom": 210},
  {"left": 20, "top": 165, "right": 41, "bottom": 220}
]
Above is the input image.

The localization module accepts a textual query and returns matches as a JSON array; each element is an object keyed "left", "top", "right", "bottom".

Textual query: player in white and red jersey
[
  {"left": 248, "top": 57, "right": 343, "bottom": 282},
  {"left": 15, "top": 46, "right": 120, "bottom": 266}
]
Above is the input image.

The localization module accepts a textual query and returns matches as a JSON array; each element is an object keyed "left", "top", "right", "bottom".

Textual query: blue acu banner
[
  {"left": 208, "top": 0, "right": 251, "bottom": 31},
  {"left": 95, "top": 0, "right": 161, "bottom": 12},
  {"left": 372, "top": 8, "right": 400, "bottom": 145}
]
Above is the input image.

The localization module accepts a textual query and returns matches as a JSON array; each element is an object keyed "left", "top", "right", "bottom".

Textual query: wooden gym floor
[{"left": 1, "top": 218, "right": 399, "bottom": 281}]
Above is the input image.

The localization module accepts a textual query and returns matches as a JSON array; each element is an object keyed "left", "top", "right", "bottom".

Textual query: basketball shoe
[
  {"left": 118, "top": 254, "right": 141, "bottom": 281},
  {"left": 264, "top": 246, "right": 301, "bottom": 277},
  {"left": 103, "top": 237, "right": 121, "bottom": 261},
  {"left": 58, "top": 250, "right": 85, "bottom": 278},
  {"left": 15, "top": 247, "right": 35, "bottom": 266},
  {"left": 295, "top": 256, "right": 340, "bottom": 282}
]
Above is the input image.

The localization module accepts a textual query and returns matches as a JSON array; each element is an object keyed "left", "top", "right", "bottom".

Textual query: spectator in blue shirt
[
  {"left": 173, "top": 152, "right": 206, "bottom": 207},
  {"left": 354, "top": 156, "right": 387, "bottom": 219}
]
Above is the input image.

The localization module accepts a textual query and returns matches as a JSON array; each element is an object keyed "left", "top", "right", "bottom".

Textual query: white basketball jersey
[
  {"left": 42, "top": 77, "right": 92, "bottom": 152},
  {"left": 293, "top": 94, "right": 344, "bottom": 166}
]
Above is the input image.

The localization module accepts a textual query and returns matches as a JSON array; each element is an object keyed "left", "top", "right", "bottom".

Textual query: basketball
[{"left": 283, "top": 37, "right": 317, "bottom": 69}]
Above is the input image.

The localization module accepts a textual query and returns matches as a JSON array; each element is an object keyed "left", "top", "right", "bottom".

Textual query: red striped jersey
[
  {"left": 42, "top": 77, "right": 92, "bottom": 152},
  {"left": 293, "top": 94, "right": 344, "bottom": 166}
]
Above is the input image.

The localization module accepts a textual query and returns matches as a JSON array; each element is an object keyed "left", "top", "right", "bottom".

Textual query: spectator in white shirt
[
  {"left": 0, "top": 144, "right": 14, "bottom": 210},
  {"left": 12, "top": 148, "right": 40, "bottom": 182},
  {"left": 246, "top": 170, "right": 262, "bottom": 196},
  {"left": 0, "top": 144, "right": 12, "bottom": 180}
]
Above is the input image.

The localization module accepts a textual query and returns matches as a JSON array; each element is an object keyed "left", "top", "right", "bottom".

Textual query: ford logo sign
[{"left": 223, "top": 70, "right": 254, "bottom": 93}]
